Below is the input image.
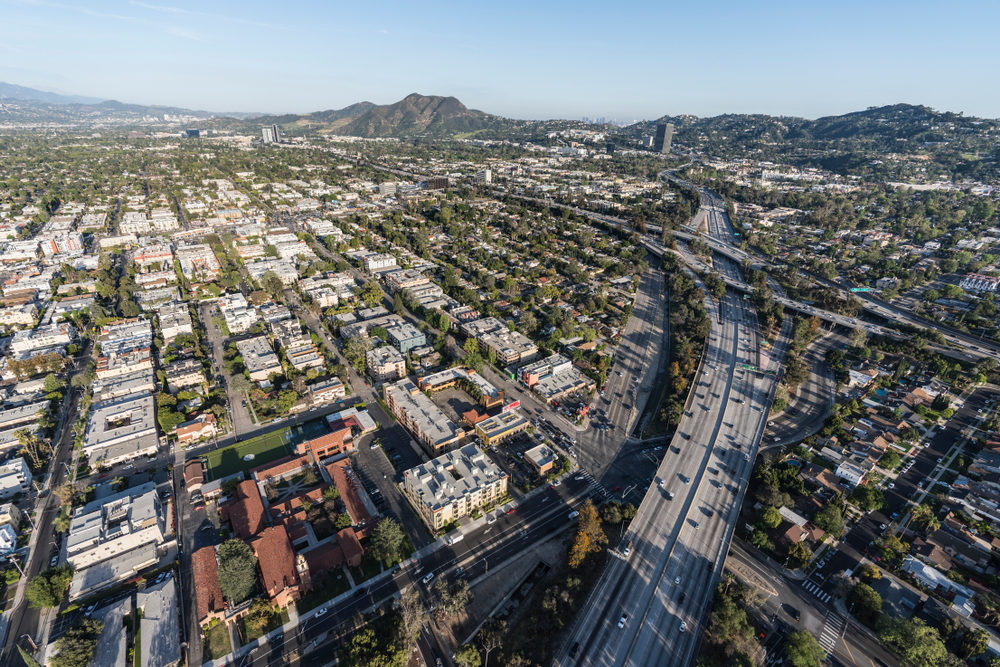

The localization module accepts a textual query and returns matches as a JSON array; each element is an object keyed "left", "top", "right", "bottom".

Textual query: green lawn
[
  {"left": 203, "top": 428, "right": 292, "bottom": 479},
  {"left": 348, "top": 556, "right": 383, "bottom": 584},
  {"left": 297, "top": 568, "right": 352, "bottom": 613},
  {"left": 203, "top": 623, "right": 232, "bottom": 660},
  {"left": 811, "top": 456, "right": 837, "bottom": 471},
  {"left": 238, "top": 607, "right": 290, "bottom": 643}
]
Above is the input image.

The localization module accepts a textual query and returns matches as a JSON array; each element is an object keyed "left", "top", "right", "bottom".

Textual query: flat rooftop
[{"left": 402, "top": 443, "right": 506, "bottom": 511}]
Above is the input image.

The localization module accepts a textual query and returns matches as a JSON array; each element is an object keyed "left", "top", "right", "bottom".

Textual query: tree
[
  {"left": 880, "top": 451, "right": 901, "bottom": 470},
  {"left": 785, "top": 630, "right": 826, "bottom": 667},
  {"left": 957, "top": 628, "right": 990, "bottom": 659},
  {"left": 343, "top": 335, "right": 373, "bottom": 371},
  {"left": 568, "top": 500, "right": 607, "bottom": 568},
  {"left": 788, "top": 541, "right": 812, "bottom": 569},
  {"left": 433, "top": 577, "right": 474, "bottom": 619},
  {"left": 217, "top": 539, "right": 258, "bottom": 605},
  {"left": 370, "top": 518, "right": 404, "bottom": 562},
  {"left": 757, "top": 505, "right": 782, "bottom": 529},
  {"left": 877, "top": 617, "right": 959, "bottom": 667},
  {"left": 478, "top": 619, "right": 506, "bottom": 667},
  {"left": 849, "top": 583, "right": 883, "bottom": 625},
  {"left": 230, "top": 374, "right": 255, "bottom": 395},
  {"left": 25, "top": 565, "right": 74, "bottom": 608},
  {"left": 15, "top": 428, "right": 52, "bottom": 470},
  {"left": 395, "top": 590, "right": 424, "bottom": 653},
  {"left": 359, "top": 280, "right": 383, "bottom": 308},
  {"left": 850, "top": 485, "right": 886, "bottom": 512},
  {"left": 909, "top": 504, "right": 940, "bottom": 532},
  {"left": 261, "top": 271, "right": 284, "bottom": 300},
  {"left": 50, "top": 618, "right": 103, "bottom": 667},
  {"left": 43, "top": 373, "right": 66, "bottom": 393},
  {"left": 70, "top": 373, "right": 88, "bottom": 389},
  {"left": 706, "top": 593, "right": 752, "bottom": 646},
  {"left": 813, "top": 504, "right": 844, "bottom": 536},
  {"left": 393, "top": 292, "right": 405, "bottom": 315},
  {"left": 455, "top": 643, "right": 481, "bottom": 667},
  {"left": 856, "top": 563, "right": 882, "bottom": 582},
  {"left": 18, "top": 646, "right": 42, "bottom": 667},
  {"left": 245, "top": 598, "right": 274, "bottom": 634}
]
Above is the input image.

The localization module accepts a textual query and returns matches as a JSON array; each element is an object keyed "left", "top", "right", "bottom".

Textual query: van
[{"left": 446, "top": 532, "right": 465, "bottom": 545}]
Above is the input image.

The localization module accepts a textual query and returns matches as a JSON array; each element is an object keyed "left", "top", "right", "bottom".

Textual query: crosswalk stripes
[
  {"left": 800, "top": 579, "right": 832, "bottom": 603},
  {"left": 817, "top": 613, "right": 844, "bottom": 653}
]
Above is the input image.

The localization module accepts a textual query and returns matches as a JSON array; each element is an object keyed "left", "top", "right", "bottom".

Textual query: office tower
[
  {"left": 261, "top": 124, "right": 282, "bottom": 144},
  {"left": 653, "top": 123, "right": 674, "bottom": 154}
]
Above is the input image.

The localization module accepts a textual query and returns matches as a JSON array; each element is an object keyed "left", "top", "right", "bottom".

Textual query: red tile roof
[
  {"left": 338, "top": 527, "right": 364, "bottom": 567},
  {"left": 268, "top": 486, "right": 327, "bottom": 522},
  {"left": 184, "top": 460, "right": 204, "bottom": 487},
  {"left": 303, "top": 542, "right": 346, "bottom": 574},
  {"left": 191, "top": 547, "right": 225, "bottom": 621},
  {"left": 254, "top": 456, "right": 312, "bottom": 483},
  {"left": 228, "top": 480, "right": 266, "bottom": 540},
  {"left": 325, "top": 459, "right": 371, "bottom": 527},
  {"left": 294, "top": 428, "right": 353, "bottom": 461},
  {"left": 251, "top": 527, "right": 299, "bottom": 598}
]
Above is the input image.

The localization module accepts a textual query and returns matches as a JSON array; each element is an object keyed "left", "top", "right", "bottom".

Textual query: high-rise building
[
  {"left": 185, "top": 129, "right": 200, "bottom": 138},
  {"left": 653, "top": 123, "right": 674, "bottom": 154},
  {"left": 261, "top": 124, "right": 282, "bottom": 144},
  {"left": 606, "top": 142, "right": 615, "bottom": 155},
  {"left": 475, "top": 169, "right": 492, "bottom": 185}
]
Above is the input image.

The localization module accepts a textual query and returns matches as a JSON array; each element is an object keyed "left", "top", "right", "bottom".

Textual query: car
[
  {"left": 623, "top": 543, "right": 632, "bottom": 557},
  {"left": 568, "top": 511, "right": 579, "bottom": 520},
  {"left": 553, "top": 479, "right": 561, "bottom": 487},
  {"left": 744, "top": 454, "right": 750, "bottom": 461},
  {"left": 707, "top": 562, "right": 715, "bottom": 573},
  {"left": 612, "top": 486, "right": 621, "bottom": 492},
  {"left": 123, "top": 464, "right": 134, "bottom": 470},
  {"left": 618, "top": 613, "right": 629, "bottom": 628},
  {"left": 84, "top": 604, "right": 97, "bottom": 616},
  {"left": 506, "top": 507, "right": 516, "bottom": 515},
  {"left": 422, "top": 573, "right": 436, "bottom": 585},
  {"left": 680, "top": 621, "right": 687, "bottom": 633},
  {"left": 679, "top": 592, "right": 686, "bottom": 603},
  {"left": 880, "top": 523, "right": 888, "bottom": 530},
  {"left": 773, "top": 437, "right": 780, "bottom": 442},
  {"left": 768, "top": 421, "right": 775, "bottom": 426},
  {"left": 891, "top": 512, "right": 899, "bottom": 519},
  {"left": 674, "top": 576, "right": 681, "bottom": 585},
  {"left": 98, "top": 473, "right": 108, "bottom": 478},
  {"left": 50, "top": 556, "right": 57, "bottom": 567},
  {"left": 315, "top": 607, "right": 328, "bottom": 617},
  {"left": 569, "top": 642, "right": 580, "bottom": 659},
  {"left": 694, "top": 521, "right": 700, "bottom": 529},
  {"left": 575, "top": 476, "right": 584, "bottom": 481},
  {"left": 888, "top": 483, "right": 895, "bottom": 489},
  {"left": 370, "top": 443, "right": 380, "bottom": 449},
  {"left": 683, "top": 476, "right": 690, "bottom": 484},
  {"left": 937, "top": 458, "right": 944, "bottom": 463}
]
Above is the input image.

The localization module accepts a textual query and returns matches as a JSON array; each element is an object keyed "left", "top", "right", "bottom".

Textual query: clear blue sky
[{"left": 1, "top": 0, "right": 997, "bottom": 121}]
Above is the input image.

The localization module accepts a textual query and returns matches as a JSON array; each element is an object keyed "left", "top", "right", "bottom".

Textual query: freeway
[{"left": 560, "top": 200, "right": 780, "bottom": 667}]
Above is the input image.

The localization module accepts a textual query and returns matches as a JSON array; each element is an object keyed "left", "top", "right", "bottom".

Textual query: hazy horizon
[{"left": 2, "top": 0, "right": 998, "bottom": 121}]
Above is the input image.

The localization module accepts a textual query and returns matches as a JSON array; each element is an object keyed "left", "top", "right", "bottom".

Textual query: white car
[
  {"left": 422, "top": 573, "right": 436, "bottom": 585},
  {"left": 315, "top": 607, "right": 328, "bottom": 617},
  {"left": 680, "top": 621, "right": 687, "bottom": 633},
  {"left": 618, "top": 613, "right": 629, "bottom": 628},
  {"left": 674, "top": 576, "right": 682, "bottom": 585}
]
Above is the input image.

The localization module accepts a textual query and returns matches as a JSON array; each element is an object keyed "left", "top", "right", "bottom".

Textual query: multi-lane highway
[{"left": 559, "top": 195, "right": 780, "bottom": 667}]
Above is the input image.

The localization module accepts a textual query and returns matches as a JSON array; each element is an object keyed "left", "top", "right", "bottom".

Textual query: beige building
[
  {"left": 402, "top": 444, "right": 508, "bottom": 531},
  {"left": 366, "top": 346, "right": 406, "bottom": 382}
]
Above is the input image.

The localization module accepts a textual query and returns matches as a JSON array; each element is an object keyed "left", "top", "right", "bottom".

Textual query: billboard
[{"left": 502, "top": 401, "right": 520, "bottom": 413}]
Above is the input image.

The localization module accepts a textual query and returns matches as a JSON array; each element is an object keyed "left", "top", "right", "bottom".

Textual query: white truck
[{"left": 446, "top": 532, "right": 465, "bottom": 546}]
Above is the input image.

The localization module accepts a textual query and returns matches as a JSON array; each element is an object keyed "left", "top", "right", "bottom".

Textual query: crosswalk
[
  {"left": 801, "top": 579, "right": 832, "bottom": 603},
  {"left": 818, "top": 613, "right": 844, "bottom": 654},
  {"left": 577, "top": 470, "right": 610, "bottom": 499}
]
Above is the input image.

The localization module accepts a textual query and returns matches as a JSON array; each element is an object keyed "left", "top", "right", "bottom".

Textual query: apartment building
[
  {"left": 382, "top": 268, "right": 430, "bottom": 293},
  {"left": 402, "top": 444, "right": 508, "bottom": 531},
  {"left": 96, "top": 346, "right": 153, "bottom": 380},
  {"left": 164, "top": 359, "right": 204, "bottom": 393},
  {"left": 133, "top": 244, "right": 175, "bottom": 272},
  {"left": 0, "top": 458, "right": 32, "bottom": 499},
  {"left": 236, "top": 337, "right": 282, "bottom": 383},
  {"left": 82, "top": 392, "right": 159, "bottom": 462},
  {"left": 218, "top": 293, "right": 258, "bottom": 334},
  {"left": 385, "top": 322, "right": 426, "bottom": 355},
  {"left": 478, "top": 329, "right": 539, "bottom": 366},
  {"left": 383, "top": 378, "right": 465, "bottom": 457},
  {"left": 362, "top": 253, "right": 398, "bottom": 273},
  {"left": 517, "top": 353, "right": 595, "bottom": 403},
  {"left": 366, "top": 346, "right": 406, "bottom": 382},
  {"left": 175, "top": 244, "right": 221, "bottom": 281},
  {"left": 9, "top": 322, "right": 76, "bottom": 354},
  {"left": 157, "top": 302, "right": 193, "bottom": 343}
]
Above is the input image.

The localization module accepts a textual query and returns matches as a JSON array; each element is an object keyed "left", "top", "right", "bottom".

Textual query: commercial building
[
  {"left": 402, "top": 444, "right": 508, "bottom": 531},
  {"left": 517, "top": 353, "right": 595, "bottom": 403},
  {"left": 236, "top": 337, "right": 282, "bottom": 383},
  {"left": 653, "top": 123, "right": 674, "bottom": 154},
  {"left": 474, "top": 410, "right": 530, "bottom": 447},
  {"left": 382, "top": 268, "right": 430, "bottom": 293},
  {"left": 366, "top": 346, "right": 406, "bottom": 382},
  {"left": 383, "top": 379, "right": 465, "bottom": 457},
  {"left": 525, "top": 443, "right": 558, "bottom": 475},
  {"left": 9, "top": 322, "right": 75, "bottom": 354}
]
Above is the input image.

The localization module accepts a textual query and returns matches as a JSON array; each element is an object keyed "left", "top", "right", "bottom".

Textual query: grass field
[{"left": 203, "top": 428, "right": 292, "bottom": 480}]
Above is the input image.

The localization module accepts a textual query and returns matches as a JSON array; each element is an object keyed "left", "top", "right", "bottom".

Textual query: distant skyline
[{"left": 1, "top": 0, "right": 998, "bottom": 120}]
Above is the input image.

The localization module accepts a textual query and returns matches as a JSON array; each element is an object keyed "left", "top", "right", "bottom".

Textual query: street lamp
[{"left": 8, "top": 555, "right": 26, "bottom": 578}]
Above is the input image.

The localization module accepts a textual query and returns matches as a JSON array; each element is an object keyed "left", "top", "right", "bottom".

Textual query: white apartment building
[{"left": 0, "top": 458, "right": 32, "bottom": 499}]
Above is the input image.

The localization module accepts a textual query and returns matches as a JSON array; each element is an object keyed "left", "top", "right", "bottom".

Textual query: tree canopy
[{"left": 217, "top": 539, "right": 258, "bottom": 605}]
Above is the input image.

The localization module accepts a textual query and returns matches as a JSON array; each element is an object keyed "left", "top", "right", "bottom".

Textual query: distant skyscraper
[
  {"left": 185, "top": 129, "right": 200, "bottom": 138},
  {"left": 261, "top": 124, "right": 282, "bottom": 144},
  {"left": 653, "top": 123, "right": 674, "bottom": 154},
  {"left": 606, "top": 142, "right": 615, "bottom": 155}
]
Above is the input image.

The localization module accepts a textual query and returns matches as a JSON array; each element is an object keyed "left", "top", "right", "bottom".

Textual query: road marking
[{"left": 818, "top": 613, "right": 844, "bottom": 653}]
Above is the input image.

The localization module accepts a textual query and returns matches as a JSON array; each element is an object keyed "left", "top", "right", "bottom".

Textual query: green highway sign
[
  {"left": 850, "top": 287, "right": 871, "bottom": 292},
  {"left": 741, "top": 364, "right": 758, "bottom": 371}
]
